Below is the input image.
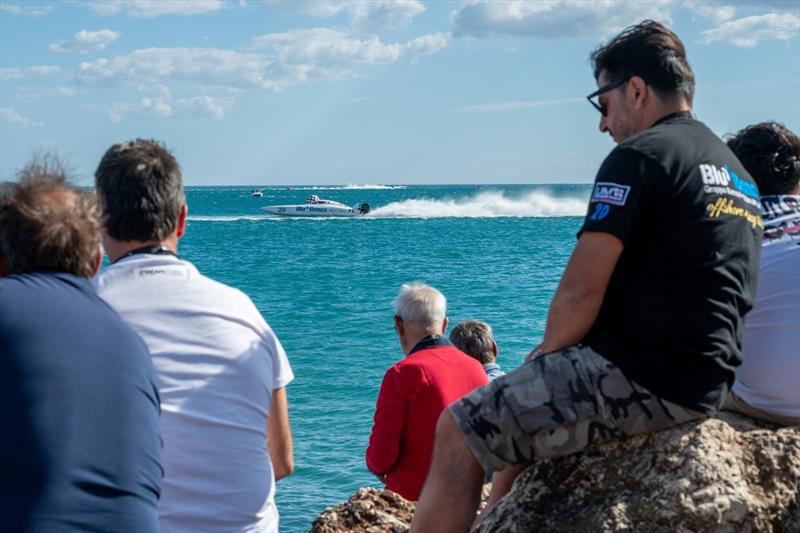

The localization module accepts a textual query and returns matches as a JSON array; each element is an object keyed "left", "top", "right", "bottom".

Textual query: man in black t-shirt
[{"left": 411, "top": 21, "right": 762, "bottom": 533}]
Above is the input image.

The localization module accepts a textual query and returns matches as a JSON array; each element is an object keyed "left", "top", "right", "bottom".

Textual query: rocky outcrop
[
  {"left": 475, "top": 413, "right": 800, "bottom": 533},
  {"left": 309, "top": 484, "right": 492, "bottom": 533},
  {"left": 309, "top": 488, "right": 415, "bottom": 533},
  {"left": 310, "top": 414, "right": 799, "bottom": 532}
]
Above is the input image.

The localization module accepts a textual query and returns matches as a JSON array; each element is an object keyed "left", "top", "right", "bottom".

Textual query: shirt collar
[
  {"left": 408, "top": 335, "right": 452, "bottom": 356},
  {"left": 112, "top": 245, "right": 180, "bottom": 265},
  {"left": 651, "top": 110, "right": 694, "bottom": 128}
]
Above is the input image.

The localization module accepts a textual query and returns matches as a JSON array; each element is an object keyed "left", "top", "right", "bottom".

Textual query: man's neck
[
  {"left": 643, "top": 101, "right": 691, "bottom": 131},
  {"left": 402, "top": 329, "right": 442, "bottom": 356},
  {"left": 104, "top": 236, "right": 178, "bottom": 263}
]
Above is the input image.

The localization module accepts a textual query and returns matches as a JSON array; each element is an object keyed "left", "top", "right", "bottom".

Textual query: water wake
[
  {"left": 187, "top": 215, "right": 276, "bottom": 222},
  {"left": 291, "top": 184, "right": 406, "bottom": 190},
  {"left": 368, "top": 190, "right": 588, "bottom": 218}
]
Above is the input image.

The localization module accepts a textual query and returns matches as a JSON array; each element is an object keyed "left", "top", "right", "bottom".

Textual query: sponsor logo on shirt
[
  {"left": 706, "top": 197, "right": 764, "bottom": 229},
  {"left": 699, "top": 163, "right": 760, "bottom": 205},
  {"left": 591, "top": 182, "right": 630, "bottom": 206},
  {"left": 136, "top": 265, "right": 189, "bottom": 278}
]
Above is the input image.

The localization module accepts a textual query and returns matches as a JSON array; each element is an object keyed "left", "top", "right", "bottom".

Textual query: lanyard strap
[{"left": 112, "top": 244, "right": 179, "bottom": 265}]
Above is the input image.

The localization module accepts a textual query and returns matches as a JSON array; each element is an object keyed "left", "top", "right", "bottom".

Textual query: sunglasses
[{"left": 586, "top": 77, "right": 629, "bottom": 116}]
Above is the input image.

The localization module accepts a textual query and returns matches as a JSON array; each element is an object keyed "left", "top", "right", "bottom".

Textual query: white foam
[
  {"left": 290, "top": 184, "right": 406, "bottom": 190},
  {"left": 368, "top": 190, "right": 588, "bottom": 218},
  {"left": 187, "top": 215, "right": 277, "bottom": 222}
]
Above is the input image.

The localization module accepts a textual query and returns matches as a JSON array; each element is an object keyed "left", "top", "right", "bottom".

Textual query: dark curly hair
[
  {"left": 591, "top": 20, "right": 695, "bottom": 105},
  {"left": 726, "top": 122, "right": 800, "bottom": 196}
]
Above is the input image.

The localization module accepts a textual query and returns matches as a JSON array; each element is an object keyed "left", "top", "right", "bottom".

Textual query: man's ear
[
  {"left": 492, "top": 341, "right": 498, "bottom": 358},
  {"left": 394, "top": 315, "right": 405, "bottom": 336},
  {"left": 176, "top": 204, "right": 188, "bottom": 238},
  {"left": 628, "top": 76, "right": 647, "bottom": 109},
  {"left": 91, "top": 244, "right": 103, "bottom": 277},
  {"left": 441, "top": 316, "right": 449, "bottom": 335}
]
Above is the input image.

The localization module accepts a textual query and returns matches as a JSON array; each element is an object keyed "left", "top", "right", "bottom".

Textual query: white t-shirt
[
  {"left": 734, "top": 195, "right": 800, "bottom": 419},
  {"left": 95, "top": 254, "right": 294, "bottom": 533}
]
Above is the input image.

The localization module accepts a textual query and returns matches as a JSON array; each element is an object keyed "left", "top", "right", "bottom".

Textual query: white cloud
[
  {"left": 87, "top": 0, "right": 227, "bottom": 18},
  {"left": 0, "top": 3, "right": 53, "bottom": 16},
  {"left": 106, "top": 94, "right": 229, "bottom": 121},
  {"left": 75, "top": 30, "right": 448, "bottom": 92},
  {"left": 701, "top": 12, "right": 800, "bottom": 47},
  {"left": 452, "top": 97, "right": 582, "bottom": 113},
  {"left": 0, "top": 107, "right": 44, "bottom": 127},
  {"left": 682, "top": 1, "right": 735, "bottom": 24},
  {"left": 175, "top": 95, "right": 227, "bottom": 118},
  {"left": 349, "top": 0, "right": 426, "bottom": 31},
  {"left": 10, "top": 86, "right": 77, "bottom": 103},
  {"left": 49, "top": 29, "right": 121, "bottom": 53},
  {"left": 76, "top": 48, "right": 272, "bottom": 89},
  {"left": 269, "top": 0, "right": 425, "bottom": 30},
  {"left": 253, "top": 29, "right": 448, "bottom": 88},
  {"left": 0, "top": 65, "right": 61, "bottom": 80},
  {"left": 450, "top": 0, "right": 674, "bottom": 39}
]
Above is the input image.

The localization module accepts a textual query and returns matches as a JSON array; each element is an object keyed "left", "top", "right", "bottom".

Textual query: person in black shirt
[
  {"left": 411, "top": 21, "right": 762, "bottom": 533},
  {"left": 0, "top": 158, "right": 162, "bottom": 532}
]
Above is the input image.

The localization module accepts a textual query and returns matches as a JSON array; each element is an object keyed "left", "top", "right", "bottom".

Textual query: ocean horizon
[{"left": 155, "top": 183, "right": 592, "bottom": 531}]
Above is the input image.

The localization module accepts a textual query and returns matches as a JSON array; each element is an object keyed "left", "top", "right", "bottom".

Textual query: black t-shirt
[
  {"left": 0, "top": 273, "right": 162, "bottom": 532},
  {"left": 579, "top": 111, "right": 762, "bottom": 413}
]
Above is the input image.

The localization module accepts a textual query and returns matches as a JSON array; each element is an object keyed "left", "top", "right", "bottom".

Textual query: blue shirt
[
  {"left": 0, "top": 273, "right": 162, "bottom": 532},
  {"left": 483, "top": 362, "right": 506, "bottom": 380}
]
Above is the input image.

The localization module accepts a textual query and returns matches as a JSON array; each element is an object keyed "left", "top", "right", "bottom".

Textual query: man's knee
[{"left": 435, "top": 409, "right": 461, "bottom": 440}]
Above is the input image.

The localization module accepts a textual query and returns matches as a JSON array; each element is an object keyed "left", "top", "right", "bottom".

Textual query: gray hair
[
  {"left": 449, "top": 320, "right": 495, "bottom": 365},
  {"left": 394, "top": 283, "right": 446, "bottom": 326}
]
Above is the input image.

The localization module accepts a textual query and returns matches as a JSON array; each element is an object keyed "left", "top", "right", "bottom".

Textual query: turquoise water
[{"left": 179, "top": 184, "right": 591, "bottom": 531}]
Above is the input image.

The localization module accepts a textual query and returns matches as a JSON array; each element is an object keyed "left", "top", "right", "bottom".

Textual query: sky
[{"left": 1, "top": 0, "right": 799, "bottom": 185}]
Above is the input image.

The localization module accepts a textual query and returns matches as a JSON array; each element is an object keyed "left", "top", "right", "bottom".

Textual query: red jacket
[{"left": 366, "top": 336, "right": 489, "bottom": 500}]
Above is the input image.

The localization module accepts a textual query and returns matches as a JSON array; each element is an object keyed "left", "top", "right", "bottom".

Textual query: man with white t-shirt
[
  {"left": 724, "top": 122, "right": 800, "bottom": 425},
  {"left": 93, "top": 139, "right": 294, "bottom": 532}
]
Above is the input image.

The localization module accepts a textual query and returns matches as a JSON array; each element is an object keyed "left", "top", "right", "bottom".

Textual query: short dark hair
[
  {"left": 0, "top": 154, "right": 100, "bottom": 277},
  {"left": 449, "top": 320, "right": 495, "bottom": 365},
  {"left": 726, "top": 122, "right": 800, "bottom": 196},
  {"left": 94, "top": 139, "right": 185, "bottom": 242},
  {"left": 591, "top": 20, "right": 695, "bottom": 105}
]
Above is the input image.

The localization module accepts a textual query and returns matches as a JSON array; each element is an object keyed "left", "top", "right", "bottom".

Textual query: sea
[{"left": 178, "top": 183, "right": 592, "bottom": 532}]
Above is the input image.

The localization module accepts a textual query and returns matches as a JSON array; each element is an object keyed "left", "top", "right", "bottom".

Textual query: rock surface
[
  {"left": 310, "top": 414, "right": 799, "bottom": 532},
  {"left": 475, "top": 412, "right": 800, "bottom": 533},
  {"left": 309, "top": 488, "right": 415, "bottom": 533}
]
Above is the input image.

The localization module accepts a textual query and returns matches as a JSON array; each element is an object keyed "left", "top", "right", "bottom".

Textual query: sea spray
[{"left": 369, "top": 190, "right": 589, "bottom": 218}]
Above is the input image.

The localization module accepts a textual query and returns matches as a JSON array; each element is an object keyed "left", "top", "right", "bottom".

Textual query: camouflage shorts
[{"left": 449, "top": 344, "right": 705, "bottom": 473}]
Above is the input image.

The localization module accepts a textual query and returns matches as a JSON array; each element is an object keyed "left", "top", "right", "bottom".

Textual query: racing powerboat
[
  {"left": 250, "top": 189, "right": 263, "bottom": 197},
  {"left": 261, "top": 195, "right": 371, "bottom": 217}
]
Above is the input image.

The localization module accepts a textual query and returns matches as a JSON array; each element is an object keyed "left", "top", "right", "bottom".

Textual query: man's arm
[
  {"left": 528, "top": 231, "right": 623, "bottom": 359},
  {"left": 267, "top": 387, "right": 294, "bottom": 480},
  {"left": 366, "top": 368, "right": 406, "bottom": 478}
]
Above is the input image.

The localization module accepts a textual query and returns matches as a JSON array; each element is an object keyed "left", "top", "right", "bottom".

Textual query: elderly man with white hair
[{"left": 366, "top": 283, "right": 488, "bottom": 501}]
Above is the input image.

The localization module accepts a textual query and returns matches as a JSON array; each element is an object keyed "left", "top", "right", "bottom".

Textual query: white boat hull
[{"left": 261, "top": 204, "right": 363, "bottom": 217}]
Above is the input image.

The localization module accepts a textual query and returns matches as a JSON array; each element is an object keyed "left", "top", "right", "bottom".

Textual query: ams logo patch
[{"left": 591, "top": 182, "right": 631, "bottom": 206}]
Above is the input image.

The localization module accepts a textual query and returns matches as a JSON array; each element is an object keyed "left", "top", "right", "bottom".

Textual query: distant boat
[
  {"left": 251, "top": 189, "right": 263, "bottom": 197},
  {"left": 262, "top": 194, "right": 370, "bottom": 218}
]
